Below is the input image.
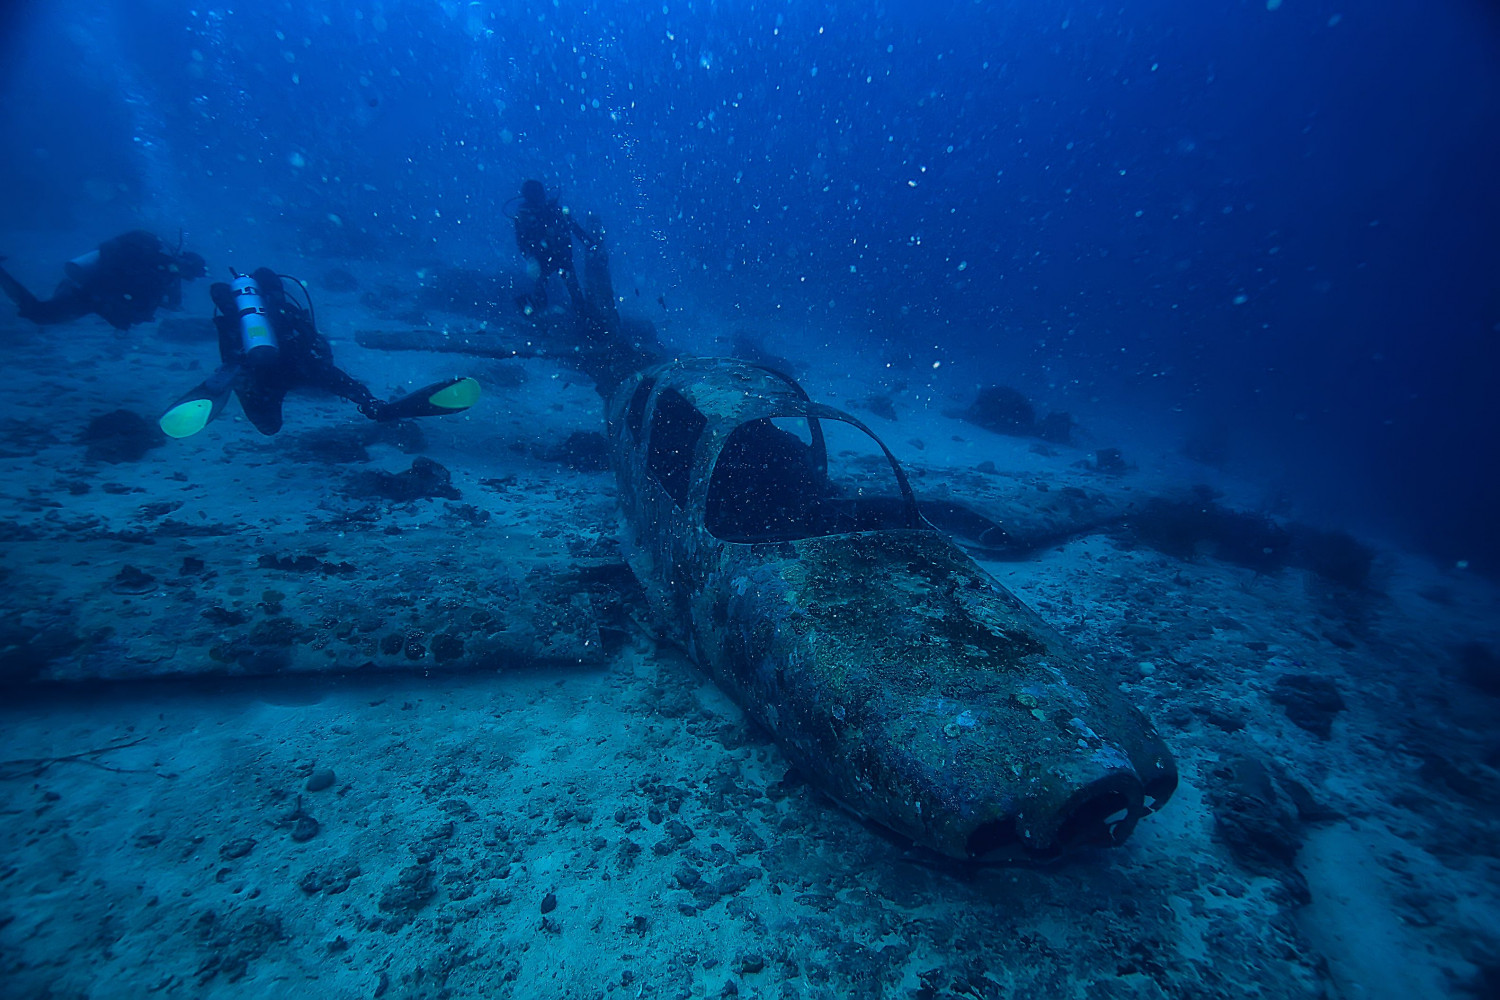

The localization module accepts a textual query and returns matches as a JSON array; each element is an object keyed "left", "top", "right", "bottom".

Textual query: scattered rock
[
  {"left": 960, "top": 385, "right": 1034, "bottom": 436},
  {"left": 443, "top": 503, "right": 490, "bottom": 526},
  {"left": 80, "top": 409, "right": 165, "bottom": 464},
  {"left": 291, "top": 815, "right": 319, "bottom": 842},
  {"left": 711, "top": 863, "right": 761, "bottom": 898},
  {"left": 280, "top": 796, "right": 320, "bottom": 842},
  {"left": 257, "top": 553, "right": 357, "bottom": 575},
  {"left": 202, "top": 606, "right": 248, "bottom": 626},
  {"left": 306, "top": 768, "right": 336, "bottom": 793},
  {"left": 1203, "top": 703, "right": 1248, "bottom": 733},
  {"left": 193, "top": 907, "right": 287, "bottom": 984},
  {"left": 422, "top": 820, "right": 455, "bottom": 842},
  {"left": 378, "top": 864, "right": 435, "bottom": 931},
  {"left": 138, "top": 500, "right": 184, "bottom": 519},
  {"left": 248, "top": 617, "right": 310, "bottom": 648},
  {"left": 1270, "top": 673, "right": 1346, "bottom": 739},
  {"left": 653, "top": 818, "right": 695, "bottom": 855},
  {"left": 440, "top": 798, "right": 477, "bottom": 821},
  {"left": 540, "top": 892, "right": 558, "bottom": 914},
  {"left": 300, "top": 860, "right": 361, "bottom": 895},
  {"left": 110, "top": 565, "right": 157, "bottom": 595},
  {"left": 287, "top": 420, "right": 427, "bottom": 466},
  {"left": 1278, "top": 775, "right": 1343, "bottom": 823},
  {"left": 431, "top": 632, "right": 464, "bottom": 662},
  {"left": 1207, "top": 755, "right": 1308, "bottom": 902},
  {"left": 219, "top": 838, "right": 256, "bottom": 860},
  {"left": 347, "top": 457, "right": 460, "bottom": 502}
]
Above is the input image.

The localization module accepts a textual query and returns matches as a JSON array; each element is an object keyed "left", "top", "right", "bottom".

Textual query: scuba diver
[
  {"left": 0, "top": 230, "right": 207, "bottom": 329},
  {"left": 513, "top": 179, "right": 585, "bottom": 317},
  {"left": 159, "top": 267, "right": 479, "bottom": 439}
]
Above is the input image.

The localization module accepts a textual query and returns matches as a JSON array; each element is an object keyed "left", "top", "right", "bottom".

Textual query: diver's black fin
[
  {"left": 159, "top": 366, "right": 238, "bottom": 439},
  {"left": 375, "top": 377, "right": 481, "bottom": 421}
]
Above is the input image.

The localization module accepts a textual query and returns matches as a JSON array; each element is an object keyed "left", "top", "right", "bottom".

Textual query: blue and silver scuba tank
[
  {"left": 230, "top": 272, "right": 278, "bottom": 365},
  {"left": 64, "top": 250, "right": 101, "bottom": 285}
]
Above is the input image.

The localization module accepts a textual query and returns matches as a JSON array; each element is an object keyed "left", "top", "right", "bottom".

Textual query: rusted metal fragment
[{"left": 608, "top": 358, "right": 1176, "bottom": 860}]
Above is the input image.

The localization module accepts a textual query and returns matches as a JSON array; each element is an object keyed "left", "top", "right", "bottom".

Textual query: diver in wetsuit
[
  {"left": 159, "top": 267, "right": 479, "bottom": 439},
  {"left": 0, "top": 230, "right": 207, "bottom": 329},
  {"left": 513, "top": 179, "right": 586, "bottom": 317}
]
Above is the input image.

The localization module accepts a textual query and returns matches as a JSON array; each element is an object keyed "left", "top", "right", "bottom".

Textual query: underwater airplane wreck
[{"left": 606, "top": 357, "right": 1178, "bottom": 861}]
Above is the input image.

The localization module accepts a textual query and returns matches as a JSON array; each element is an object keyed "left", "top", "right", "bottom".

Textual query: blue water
[
  {"left": 4, "top": 4, "right": 1500, "bottom": 997},
  {"left": 6, "top": 0, "right": 1496, "bottom": 571}
]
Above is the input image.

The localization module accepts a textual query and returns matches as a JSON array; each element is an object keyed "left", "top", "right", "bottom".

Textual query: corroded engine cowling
[{"left": 608, "top": 358, "right": 1176, "bottom": 860}]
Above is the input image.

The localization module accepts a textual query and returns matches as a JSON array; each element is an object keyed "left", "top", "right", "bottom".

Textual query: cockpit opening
[{"left": 705, "top": 415, "right": 920, "bottom": 542}]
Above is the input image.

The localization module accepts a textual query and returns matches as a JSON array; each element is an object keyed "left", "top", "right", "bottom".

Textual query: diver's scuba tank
[
  {"left": 64, "top": 250, "right": 101, "bottom": 285},
  {"left": 229, "top": 272, "right": 278, "bottom": 365}
]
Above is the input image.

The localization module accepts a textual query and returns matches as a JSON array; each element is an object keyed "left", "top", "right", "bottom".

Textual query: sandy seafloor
[{"left": 1, "top": 250, "right": 1499, "bottom": 1000}]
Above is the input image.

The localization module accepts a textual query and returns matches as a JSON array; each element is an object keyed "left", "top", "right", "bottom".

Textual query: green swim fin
[
  {"left": 160, "top": 366, "right": 238, "bottom": 439},
  {"left": 375, "top": 377, "right": 481, "bottom": 421}
]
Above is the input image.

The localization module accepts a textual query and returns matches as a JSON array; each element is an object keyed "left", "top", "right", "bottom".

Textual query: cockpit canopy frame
[{"left": 617, "top": 358, "right": 925, "bottom": 543}]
